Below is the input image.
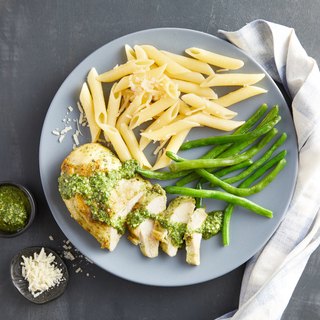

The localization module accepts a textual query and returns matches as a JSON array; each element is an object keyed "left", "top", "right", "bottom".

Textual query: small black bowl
[
  {"left": 0, "top": 181, "right": 36, "bottom": 238},
  {"left": 10, "top": 247, "right": 69, "bottom": 304}
]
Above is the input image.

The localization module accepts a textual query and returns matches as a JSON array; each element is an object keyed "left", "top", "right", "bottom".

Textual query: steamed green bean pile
[{"left": 137, "top": 104, "right": 288, "bottom": 246}]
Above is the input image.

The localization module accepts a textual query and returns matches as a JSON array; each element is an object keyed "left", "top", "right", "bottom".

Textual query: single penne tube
[
  {"left": 164, "top": 70, "right": 205, "bottom": 85},
  {"left": 124, "top": 44, "right": 136, "bottom": 61},
  {"left": 152, "top": 128, "right": 191, "bottom": 170},
  {"left": 130, "top": 96, "right": 178, "bottom": 129},
  {"left": 141, "top": 45, "right": 191, "bottom": 75},
  {"left": 79, "top": 82, "right": 101, "bottom": 142},
  {"left": 161, "top": 50, "right": 214, "bottom": 75},
  {"left": 171, "top": 79, "right": 217, "bottom": 99},
  {"left": 87, "top": 67, "right": 108, "bottom": 127},
  {"left": 178, "top": 99, "right": 192, "bottom": 116},
  {"left": 107, "top": 82, "right": 122, "bottom": 128},
  {"left": 182, "top": 93, "right": 237, "bottom": 119},
  {"left": 134, "top": 45, "right": 149, "bottom": 60},
  {"left": 212, "top": 85, "right": 268, "bottom": 107},
  {"left": 120, "top": 123, "right": 152, "bottom": 169},
  {"left": 159, "top": 76, "right": 180, "bottom": 99},
  {"left": 100, "top": 124, "right": 132, "bottom": 162},
  {"left": 140, "top": 102, "right": 179, "bottom": 150},
  {"left": 200, "top": 73, "right": 265, "bottom": 87},
  {"left": 116, "top": 92, "right": 152, "bottom": 131},
  {"left": 117, "top": 94, "right": 130, "bottom": 116},
  {"left": 96, "top": 59, "right": 154, "bottom": 82},
  {"left": 186, "top": 112, "right": 245, "bottom": 131},
  {"left": 185, "top": 47, "right": 244, "bottom": 70},
  {"left": 140, "top": 119, "right": 200, "bottom": 141},
  {"left": 114, "top": 76, "right": 131, "bottom": 93},
  {"left": 114, "top": 64, "right": 167, "bottom": 93}
]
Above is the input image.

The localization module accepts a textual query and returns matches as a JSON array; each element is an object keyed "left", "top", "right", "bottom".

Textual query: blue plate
[{"left": 39, "top": 28, "right": 298, "bottom": 286}]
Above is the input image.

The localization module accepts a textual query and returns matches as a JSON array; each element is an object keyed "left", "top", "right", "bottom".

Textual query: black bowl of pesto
[{"left": 0, "top": 181, "right": 36, "bottom": 238}]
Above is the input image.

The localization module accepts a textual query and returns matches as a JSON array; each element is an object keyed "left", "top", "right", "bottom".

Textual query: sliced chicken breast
[
  {"left": 184, "top": 208, "right": 207, "bottom": 266},
  {"left": 59, "top": 143, "right": 148, "bottom": 251},
  {"left": 153, "top": 196, "right": 195, "bottom": 257},
  {"left": 127, "top": 184, "right": 167, "bottom": 258}
]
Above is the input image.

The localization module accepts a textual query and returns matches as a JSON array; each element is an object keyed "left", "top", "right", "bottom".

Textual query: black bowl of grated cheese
[{"left": 10, "top": 247, "right": 69, "bottom": 304}]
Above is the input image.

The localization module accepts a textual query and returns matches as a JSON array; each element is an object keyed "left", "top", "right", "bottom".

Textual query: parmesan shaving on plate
[{"left": 21, "top": 248, "right": 64, "bottom": 298}]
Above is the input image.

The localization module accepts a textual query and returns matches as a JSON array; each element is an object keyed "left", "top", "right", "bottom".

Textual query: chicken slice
[
  {"left": 184, "top": 208, "right": 207, "bottom": 266},
  {"left": 153, "top": 196, "right": 195, "bottom": 257},
  {"left": 127, "top": 184, "right": 167, "bottom": 258}
]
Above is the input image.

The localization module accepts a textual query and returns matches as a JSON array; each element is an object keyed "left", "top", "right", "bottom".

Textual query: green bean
[
  {"left": 211, "top": 159, "right": 254, "bottom": 178},
  {"left": 242, "top": 150, "right": 287, "bottom": 187},
  {"left": 222, "top": 203, "right": 234, "bottom": 246},
  {"left": 210, "top": 133, "right": 287, "bottom": 187},
  {"left": 176, "top": 106, "right": 280, "bottom": 186},
  {"left": 195, "top": 160, "right": 253, "bottom": 207},
  {"left": 180, "top": 116, "right": 281, "bottom": 150},
  {"left": 164, "top": 186, "right": 273, "bottom": 218},
  {"left": 222, "top": 151, "right": 287, "bottom": 246},
  {"left": 136, "top": 168, "right": 192, "bottom": 180},
  {"left": 192, "top": 103, "right": 269, "bottom": 161},
  {"left": 195, "top": 180, "right": 203, "bottom": 208},
  {"left": 195, "top": 159, "right": 286, "bottom": 197},
  {"left": 169, "top": 128, "right": 278, "bottom": 173}
]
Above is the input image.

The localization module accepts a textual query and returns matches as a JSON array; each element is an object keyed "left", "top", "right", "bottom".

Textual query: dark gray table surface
[{"left": 1, "top": 1, "right": 319, "bottom": 319}]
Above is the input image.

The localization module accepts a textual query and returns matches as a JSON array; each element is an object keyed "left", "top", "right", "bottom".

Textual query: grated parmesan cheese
[
  {"left": 21, "top": 248, "right": 63, "bottom": 298},
  {"left": 63, "top": 251, "right": 75, "bottom": 261},
  {"left": 60, "top": 126, "right": 73, "bottom": 135},
  {"left": 59, "top": 135, "right": 65, "bottom": 143}
]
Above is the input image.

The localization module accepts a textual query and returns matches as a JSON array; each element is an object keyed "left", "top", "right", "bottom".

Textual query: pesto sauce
[
  {"left": 0, "top": 185, "right": 30, "bottom": 232},
  {"left": 126, "top": 208, "right": 150, "bottom": 230},
  {"left": 157, "top": 217, "right": 186, "bottom": 248},
  {"left": 126, "top": 208, "right": 186, "bottom": 248},
  {"left": 58, "top": 159, "right": 139, "bottom": 234},
  {"left": 201, "top": 211, "right": 223, "bottom": 240}
]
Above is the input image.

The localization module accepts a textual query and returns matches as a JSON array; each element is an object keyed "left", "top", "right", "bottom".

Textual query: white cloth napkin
[{"left": 215, "top": 19, "right": 320, "bottom": 320}]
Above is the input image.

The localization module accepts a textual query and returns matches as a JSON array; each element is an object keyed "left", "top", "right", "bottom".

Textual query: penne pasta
[
  {"left": 116, "top": 92, "right": 152, "bottom": 131},
  {"left": 140, "top": 119, "right": 200, "bottom": 141},
  {"left": 159, "top": 76, "right": 180, "bottom": 99},
  {"left": 185, "top": 47, "right": 244, "bottom": 70},
  {"left": 87, "top": 67, "right": 108, "bottom": 128},
  {"left": 78, "top": 44, "right": 268, "bottom": 172},
  {"left": 107, "top": 82, "right": 122, "bottom": 127},
  {"left": 171, "top": 79, "right": 217, "bottom": 99},
  {"left": 182, "top": 93, "right": 237, "bottom": 119},
  {"left": 79, "top": 82, "right": 101, "bottom": 142},
  {"left": 120, "top": 123, "right": 152, "bottom": 169},
  {"left": 134, "top": 45, "right": 149, "bottom": 60},
  {"left": 186, "top": 112, "right": 245, "bottom": 131},
  {"left": 152, "top": 128, "right": 191, "bottom": 171},
  {"left": 164, "top": 70, "right": 205, "bottom": 85},
  {"left": 178, "top": 99, "right": 192, "bottom": 116},
  {"left": 141, "top": 45, "right": 191, "bottom": 75},
  {"left": 96, "top": 59, "right": 154, "bottom": 82},
  {"left": 200, "top": 73, "right": 265, "bottom": 87},
  {"left": 161, "top": 50, "right": 214, "bottom": 75},
  {"left": 130, "top": 96, "right": 178, "bottom": 129},
  {"left": 212, "top": 85, "right": 267, "bottom": 107},
  {"left": 139, "top": 102, "right": 179, "bottom": 150},
  {"left": 124, "top": 44, "right": 136, "bottom": 61},
  {"left": 99, "top": 124, "right": 132, "bottom": 162}
]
